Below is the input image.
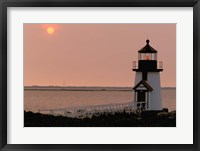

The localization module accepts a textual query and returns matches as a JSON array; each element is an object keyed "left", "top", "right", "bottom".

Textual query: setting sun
[{"left": 47, "top": 27, "right": 54, "bottom": 34}]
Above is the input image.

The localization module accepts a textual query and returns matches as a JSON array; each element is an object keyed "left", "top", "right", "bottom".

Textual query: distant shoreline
[
  {"left": 24, "top": 89, "right": 133, "bottom": 91},
  {"left": 24, "top": 86, "right": 176, "bottom": 91}
]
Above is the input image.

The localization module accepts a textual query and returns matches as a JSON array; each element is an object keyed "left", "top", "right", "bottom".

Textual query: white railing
[
  {"left": 157, "top": 61, "right": 163, "bottom": 69},
  {"left": 39, "top": 102, "right": 137, "bottom": 118},
  {"left": 132, "top": 61, "right": 137, "bottom": 69},
  {"left": 135, "top": 102, "right": 147, "bottom": 112}
]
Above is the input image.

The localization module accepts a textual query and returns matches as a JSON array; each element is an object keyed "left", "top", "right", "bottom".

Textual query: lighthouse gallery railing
[{"left": 132, "top": 61, "right": 163, "bottom": 70}]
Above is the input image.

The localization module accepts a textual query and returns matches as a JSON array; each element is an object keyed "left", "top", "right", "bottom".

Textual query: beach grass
[{"left": 24, "top": 110, "right": 176, "bottom": 127}]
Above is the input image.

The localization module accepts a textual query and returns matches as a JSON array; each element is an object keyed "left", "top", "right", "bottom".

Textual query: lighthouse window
[
  {"left": 146, "top": 55, "right": 150, "bottom": 60},
  {"left": 139, "top": 53, "right": 157, "bottom": 60}
]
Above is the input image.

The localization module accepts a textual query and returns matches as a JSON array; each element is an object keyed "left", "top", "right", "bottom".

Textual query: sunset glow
[{"left": 24, "top": 24, "right": 176, "bottom": 87}]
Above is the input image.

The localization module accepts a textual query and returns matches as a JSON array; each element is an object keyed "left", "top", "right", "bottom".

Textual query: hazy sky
[{"left": 24, "top": 24, "right": 176, "bottom": 87}]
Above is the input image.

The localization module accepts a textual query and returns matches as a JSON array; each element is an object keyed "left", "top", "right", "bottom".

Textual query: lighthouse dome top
[{"left": 138, "top": 39, "right": 157, "bottom": 53}]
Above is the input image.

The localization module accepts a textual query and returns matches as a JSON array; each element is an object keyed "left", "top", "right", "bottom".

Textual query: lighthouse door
[{"left": 137, "top": 91, "right": 146, "bottom": 110}]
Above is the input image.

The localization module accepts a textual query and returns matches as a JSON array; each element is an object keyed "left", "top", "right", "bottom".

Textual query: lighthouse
[{"left": 132, "top": 39, "right": 163, "bottom": 111}]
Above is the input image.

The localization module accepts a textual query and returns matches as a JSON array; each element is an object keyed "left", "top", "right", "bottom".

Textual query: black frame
[{"left": 0, "top": 0, "right": 199, "bottom": 150}]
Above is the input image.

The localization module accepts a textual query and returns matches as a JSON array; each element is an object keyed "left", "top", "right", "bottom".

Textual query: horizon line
[{"left": 24, "top": 85, "right": 176, "bottom": 88}]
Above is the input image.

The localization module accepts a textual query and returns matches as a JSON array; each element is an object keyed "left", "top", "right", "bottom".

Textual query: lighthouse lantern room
[{"left": 132, "top": 39, "right": 163, "bottom": 111}]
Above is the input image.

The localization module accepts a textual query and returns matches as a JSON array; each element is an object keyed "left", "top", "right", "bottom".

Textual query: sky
[{"left": 24, "top": 24, "right": 176, "bottom": 87}]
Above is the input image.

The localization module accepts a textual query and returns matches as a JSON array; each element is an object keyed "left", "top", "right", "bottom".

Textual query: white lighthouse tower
[{"left": 132, "top": 39, "right": 163, "bottom": 111}]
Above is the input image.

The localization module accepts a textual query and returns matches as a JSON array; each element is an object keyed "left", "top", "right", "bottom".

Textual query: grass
[{"left": 24, "top": 110, "right": 176, "bottom": 127}]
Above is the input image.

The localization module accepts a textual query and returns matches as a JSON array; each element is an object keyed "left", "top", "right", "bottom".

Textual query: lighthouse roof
[
  {"left": 133, "top": 80, "right": 153, "bottom": 91},
  {"left": 138, "top": 39, "right": 157, "bottom": 53}
]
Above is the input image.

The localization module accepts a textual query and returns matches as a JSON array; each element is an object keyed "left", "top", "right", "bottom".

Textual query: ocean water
[{"left": 24, "top": 87, "right": 176, "bottom": 112}]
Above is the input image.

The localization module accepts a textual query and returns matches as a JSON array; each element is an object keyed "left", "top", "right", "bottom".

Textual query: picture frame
[{"left": 0, "top": 0, "right": 199, "bottom": 150}]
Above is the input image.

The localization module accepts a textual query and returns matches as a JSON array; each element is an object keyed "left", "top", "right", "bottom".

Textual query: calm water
[{"left": 24, "top": 88, "right": 176, "bottom": 112}]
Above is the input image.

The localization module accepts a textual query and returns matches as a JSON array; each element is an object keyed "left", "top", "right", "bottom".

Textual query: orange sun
[{"left": 47, "top": 27, "right": 54, "bottom": 34}]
